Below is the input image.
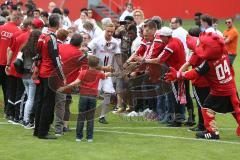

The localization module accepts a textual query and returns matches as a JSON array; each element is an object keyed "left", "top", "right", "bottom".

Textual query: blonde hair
[
  {"left": 105, "top": 22, "right": 115, "bottom": 28},
  {"left": 133, "top": 9, "right": 144, "bottom": 19}
]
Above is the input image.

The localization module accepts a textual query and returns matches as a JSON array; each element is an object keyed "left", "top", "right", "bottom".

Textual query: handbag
[{"left": 13, "top": 51, "right": 24, "bottom": 74}]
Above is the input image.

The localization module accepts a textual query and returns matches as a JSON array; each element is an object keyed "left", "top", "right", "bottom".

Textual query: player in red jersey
[{"left": 165, "top": 32, "right": 240, "bottom": 139}]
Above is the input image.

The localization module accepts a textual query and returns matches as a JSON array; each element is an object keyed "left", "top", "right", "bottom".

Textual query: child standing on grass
[{"left": 58, "top": 55, "right": 110, "bottom": 142}]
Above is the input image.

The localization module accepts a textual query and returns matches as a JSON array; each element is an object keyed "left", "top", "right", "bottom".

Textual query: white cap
[{"left": 159, "top": 27, "right": 172, "bottom": 36}]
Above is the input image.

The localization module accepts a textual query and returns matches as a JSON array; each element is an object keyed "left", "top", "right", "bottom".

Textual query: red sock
[
  {"left": 232, "top": 113, "right": 240, "bottom": 136},
  {"left": 201, "top": 108, "right": 218, "bottom": 133}
]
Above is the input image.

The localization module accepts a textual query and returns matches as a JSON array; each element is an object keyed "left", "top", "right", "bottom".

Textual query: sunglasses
[
  {"left": 134, "top": 14, "right": 141, "bottom": 17},
  {"left": 225, "top": 21, "right": 232, "bottom": 24}
]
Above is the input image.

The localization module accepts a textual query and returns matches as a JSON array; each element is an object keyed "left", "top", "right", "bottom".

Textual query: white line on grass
[
  {"left": 95, "top": 129, "right": 240, "bottom": 145},
  {"left": 93, "top": 126, "right": 236, "bottom": 131},
  {"left": 0, "top": 122, "right": 236, "bottom": 131},
  {"left": 1, "top": 122, "right": 239, "bottom": 145}
]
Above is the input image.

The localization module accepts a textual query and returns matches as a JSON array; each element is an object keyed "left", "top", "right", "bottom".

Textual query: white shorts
[{"left": 98, "top": 77, "right": 115, "bottom": 93}]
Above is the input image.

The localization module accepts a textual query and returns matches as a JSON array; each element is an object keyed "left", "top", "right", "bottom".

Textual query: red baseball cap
[{"left": 32, "top": 18, "right": 44, "bottom": 29}]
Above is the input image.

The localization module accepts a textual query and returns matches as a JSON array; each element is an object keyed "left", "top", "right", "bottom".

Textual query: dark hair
[
  {"left": 11, "top": 4, "right": 18, "bottom": 11},
  {"left": 194, "top": 12, "right": 202, "bottom": 17},
  {"left": 70, "top": 33, "right": 83, "bottom": 47},
  {"left": 81, "top": 8, "right": 88, "bottom": 13},
  {"left": 201, "top": 14, "right": 212, "bottom": 26},
  {"left": 144, "top": 20, "right": 157, "bottom": 30},
  {"left": 63, "top": 8, "right": 69, "bottom": 15},
  {"left": 127, "top": 23, "right": 137, "bottom": 33},
  {"left": 49, "top": 13, "right": 60, "bottom": 27},
  {"left": 175, "top": 17, "right": 182, "bottom": 25},
  {"left": 40, "top": 11, "right": 49, "bottom": 18},
  {"left": 124, "top": 16, "right": 134, "bottom": 22},
  {"left": 34, "top": 9, "right": 40, "bottom": 13},
  {"left": 52, "top": 7, "right": 62, "bottom": 15},
  {"left": 188, "top": 27, "right": 201, "bottom": 37},
  {"left": 152, "top": 16, "right": 162, "bottom": 29},
  {"left": 88, "top": 55, "right": 99, "bottom": 67},
  {"left": 25, "top": 3, "right": 34, "bottom": 11},
  {"left": 212, "top": 17, "right": 218, "bottom": 24},
  {"left": 22, "top": 30, "right": 42, "bottom": 58},
  {"left": 125, "top": 2, "right": 133, "bottom": 8},
  {"left": 1, "top": 10, "right": 10, "bottom": 17}
]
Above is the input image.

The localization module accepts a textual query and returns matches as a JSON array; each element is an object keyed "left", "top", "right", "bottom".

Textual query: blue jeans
[
  {"left": 76, "top": 95, "right": 96, "bottom": 140},
  {"left": 22, "top": 78, "right": 36, "bottom": 122}
]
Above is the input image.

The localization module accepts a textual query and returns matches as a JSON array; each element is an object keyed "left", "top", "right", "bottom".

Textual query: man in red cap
[{"left": 145, "top": 26, "right": 186, "bottom": 127}]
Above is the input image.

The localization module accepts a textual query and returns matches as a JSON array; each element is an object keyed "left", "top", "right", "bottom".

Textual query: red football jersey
[
  {"left": 135, "top": 38, "right": 147, "bottom": 57},
  {"left": 38, "top": 29, "right": 64, "bottom": 79},
  {"left": 8, "top": 30, "right": 30, "bottom": 77},
  {"left": 158, "top": 37, "right": 186, "bottom": 70},
  {"left": 147, "top": 33, "right": 166, "bottom": 59},
  {"left": 77, "top": 69, "right": 106, "bottom": 96},
  {"left": 59, "top": 44, "right": 88, "bottom": 83},
  {"left": 188, "top": 53, "right": 209, "bottom": 87},
  {"left": 0, "top": 22, "right": 20, "bottom": 65},
  {"left": 195, "top": 54, "right": 235, "bottom": 96},
  {"left": 142, "top": 41, "right": 152, "bottom": 58}
]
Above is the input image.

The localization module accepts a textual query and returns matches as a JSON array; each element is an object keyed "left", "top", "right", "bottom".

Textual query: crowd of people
[{"left": 0, "top": 0, "right": 239, "bottom": 142}]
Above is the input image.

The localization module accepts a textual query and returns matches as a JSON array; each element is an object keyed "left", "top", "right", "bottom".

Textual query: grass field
[{"left": 0, "top": 20, "right": 240, "bottom": 160}]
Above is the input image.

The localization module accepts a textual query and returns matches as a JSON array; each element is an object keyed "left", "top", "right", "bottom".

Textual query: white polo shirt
[
  {"left": 205, "top": 27, "right": 223, "bottom": 37},
  {"left": 172, "top": 26, "right": 190, "bottom": 59},
  {"left": 74, "top": 18, "right": 84, "bottom": 33}
]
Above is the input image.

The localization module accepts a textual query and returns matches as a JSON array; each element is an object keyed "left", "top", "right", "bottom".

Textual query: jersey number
[{"left": 215, "top": 60, "right": 231, "bottom": 81}]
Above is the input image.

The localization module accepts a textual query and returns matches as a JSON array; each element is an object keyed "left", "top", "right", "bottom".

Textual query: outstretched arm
[{"left": 165, "top": 67, "right": 200, "bottom": 82}]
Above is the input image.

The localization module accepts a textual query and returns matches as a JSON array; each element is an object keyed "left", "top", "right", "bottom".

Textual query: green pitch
[{"left": 0, "top": 20, "right": 240, "bottom": 160}]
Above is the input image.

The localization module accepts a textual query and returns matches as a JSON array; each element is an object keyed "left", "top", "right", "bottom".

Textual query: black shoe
[
  {"left": 63, "top": 127, "right": 71, "bottom": 132},
  {"left": 38, "top": 134, "right": 58, "bottom": 140},
  {"left": 188, "top": 126, "right": 206, "bottom": 132},
  {"left": 196, "top": 131, "right": 220, "bottom": 140},
  {"left": 167, "top": 122, "right": 182, "bottom": 127},
  {"left": 99, "top": 117, "right": 108, "bottom": 124}
]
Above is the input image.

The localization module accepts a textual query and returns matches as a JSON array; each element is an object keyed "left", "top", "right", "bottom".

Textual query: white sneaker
[
  {"left": 55, "top": 133, "right": 63, "bottom": 137},
  {"left": 76, "top": 138, "right": 82, "bottom": 142},
  {"left": 24, "top": 123, "right": 34, "bottom": 129},
  {"left": 87, "top": 139, "right": 93, "bottom": 143},
  {"left": 7, "top": 120, "right": 14, "bottom": 124}
]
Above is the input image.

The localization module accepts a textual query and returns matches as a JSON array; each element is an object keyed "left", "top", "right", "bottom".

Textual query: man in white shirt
[
  {"left": 86, "top": 23, "right": 121, "bottom": 124},
  {"left": 74, "top": 8, "right": 88, "bottom": 33},
  {"left": 200, "top": 14, "right": 223, "bottom": 37},
  {"left": 83, "top": 21, "right": 103, "bottom": 39},
  {"left": 119, "top": 3, "right": 133, "bottom": 21},
  {"left": 62, "top": 8, "right": 72, "bottom": 30},
  {"left": 170, "top": 17, "right": 195, "bottom": 126},
  {"left": 170, "top": 17, "right": 190, "bottom": 58}
]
